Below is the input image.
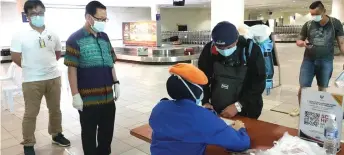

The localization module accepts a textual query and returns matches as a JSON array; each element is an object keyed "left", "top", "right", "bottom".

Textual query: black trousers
[{"left": 78, "top": 102, "right": 116, "bottom": 155}]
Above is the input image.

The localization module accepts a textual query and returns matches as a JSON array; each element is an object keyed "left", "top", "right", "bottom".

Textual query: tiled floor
[{"left": 1, "top": 43, "right": 344, "bottom": 155}]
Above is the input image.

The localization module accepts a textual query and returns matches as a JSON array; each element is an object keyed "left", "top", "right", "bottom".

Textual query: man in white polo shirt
[{"left": 10, "top": 1, "right": 70, "bottom": 155}]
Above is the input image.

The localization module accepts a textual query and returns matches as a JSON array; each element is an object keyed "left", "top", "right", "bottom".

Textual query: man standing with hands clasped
[
  {"left": 198, "top": 21, "right": 266, "bottom": 119},
  {"left": 64, "top": 1, "right": 120, "bottom": 155},
  {"left": 292, "top": 1, "right": 344, "bottom": 117},
  {"left": 11, "top": 0, "right": 70, "bottom": 155},
  {"left": 11, "top": 1, "right": 70, "bottom": 155}
]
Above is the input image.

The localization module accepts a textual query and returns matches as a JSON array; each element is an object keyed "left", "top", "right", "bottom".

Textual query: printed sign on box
[{"left": 299, "top": 89, "right": 344, "bottom": 146}]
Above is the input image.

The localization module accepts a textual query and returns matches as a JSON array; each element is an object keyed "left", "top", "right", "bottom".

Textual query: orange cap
[{"left": 169, "top": 63, "right": 208, "bottom": 85}]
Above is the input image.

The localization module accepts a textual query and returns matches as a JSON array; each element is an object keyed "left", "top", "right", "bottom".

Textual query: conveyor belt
[
  {"left": 114, "top": 44, "right": 201, "bottom": 63},
  {"left": 116, "top": 53, "right": 200, "bottom": 63}
]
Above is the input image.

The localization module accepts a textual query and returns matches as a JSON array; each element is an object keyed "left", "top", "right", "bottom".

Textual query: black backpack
[{"left": 209, "top": 39, "right": 254, "bottom": 112}]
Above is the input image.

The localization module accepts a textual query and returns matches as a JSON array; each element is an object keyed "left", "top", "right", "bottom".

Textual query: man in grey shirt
[{"left": 292, "top": 1, "right": 344, "bottom": 116}]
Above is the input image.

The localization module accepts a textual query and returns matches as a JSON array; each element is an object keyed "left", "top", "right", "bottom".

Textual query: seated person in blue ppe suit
[{"left": 149, "top": 63, "right": 250, "bottom": 155}]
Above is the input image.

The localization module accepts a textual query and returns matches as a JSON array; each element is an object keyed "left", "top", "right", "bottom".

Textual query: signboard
[
  {"left": 156, "top": 14, "right": 161, "bottom": 21},
  {"left": 299, "top": 89, "right": 344, "bottom": 146},
  {"left": 21, "top": 12, "right": 29, "bottom": 23},
  {"left": 122, "top": 21, "right": 157, "bottom": 46},
  {"left": 173, "top": 0, "right": 185, "bottom": 6}
]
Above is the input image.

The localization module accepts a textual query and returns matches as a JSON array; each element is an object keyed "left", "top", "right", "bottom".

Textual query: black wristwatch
[{"left": 113, "top": 81, "right": 120, "bottom": 85}]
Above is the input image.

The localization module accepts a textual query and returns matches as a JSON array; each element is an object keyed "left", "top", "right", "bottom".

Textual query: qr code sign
[{"left": 304, "top": 111, "right": 320, "bottom": 127}]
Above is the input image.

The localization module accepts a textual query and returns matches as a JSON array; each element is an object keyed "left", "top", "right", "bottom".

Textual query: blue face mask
[
  {"left": 195, "top": 92, "right": 204, "bottom": 106},
  {"left": 30, "top": 16, "right": 45, "bottom": 27},
  {"left": 312, "top": 15, "right": 322, "bottom": 22},
  {"left": 216, "top": 46, "right": 237, "bottom": 57},
  {"left": 175, "top": 75, "right": 204, "bottom": 106},
  {"left": 92, "top": 21, "right": 106, "bottom": 32}
]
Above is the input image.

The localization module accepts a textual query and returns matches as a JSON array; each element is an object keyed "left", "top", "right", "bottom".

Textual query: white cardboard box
[{"left": 299, "top": 89, "right": 344, "bottom": 147}]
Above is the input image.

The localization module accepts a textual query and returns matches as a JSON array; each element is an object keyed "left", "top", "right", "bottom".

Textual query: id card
[{"left": 39, "top": 37, "right": 46, "bottom": 48}]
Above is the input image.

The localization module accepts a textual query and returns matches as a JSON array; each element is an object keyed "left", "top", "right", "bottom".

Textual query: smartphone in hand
[{"left": 306, "top": 42, "right": 313, "bottom": 49}]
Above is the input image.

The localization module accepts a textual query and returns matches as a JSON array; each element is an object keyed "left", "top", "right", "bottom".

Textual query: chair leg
[
  {"left": 6, "top": 91, "right": 14, "bottom": 113},
  {"left": 1, "top": 91, "right": 7, "bottom": 110}
]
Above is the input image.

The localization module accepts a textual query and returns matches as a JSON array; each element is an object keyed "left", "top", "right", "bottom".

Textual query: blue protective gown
[{"left": 149, "top": 99, "right": 251, "bottom": 155}]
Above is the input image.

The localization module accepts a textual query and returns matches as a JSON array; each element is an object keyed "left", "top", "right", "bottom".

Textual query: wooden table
[{"left": 130, "top": 116, "right": 344, "bottom": 155}]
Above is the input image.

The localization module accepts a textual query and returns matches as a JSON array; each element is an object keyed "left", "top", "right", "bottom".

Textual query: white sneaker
[{"left": 289, "top": 108, "right": 300, "bottom": 117}]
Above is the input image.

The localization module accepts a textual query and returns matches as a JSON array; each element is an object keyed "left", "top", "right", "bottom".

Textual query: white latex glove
[
  {"left": 72, "top": 94, "right": 83, "bottom": 111},
  {"left": 114, "top": 83, "right": 120, "bottom": 101}
]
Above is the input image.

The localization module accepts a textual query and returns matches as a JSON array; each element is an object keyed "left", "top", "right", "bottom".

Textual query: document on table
[{"left": 220, "top": 117, "right": 234, "bottom": 125}]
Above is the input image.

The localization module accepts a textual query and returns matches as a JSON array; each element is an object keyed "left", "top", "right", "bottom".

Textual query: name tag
[{"left": 39, "top": 37, "right": 46, "bottom": 48}]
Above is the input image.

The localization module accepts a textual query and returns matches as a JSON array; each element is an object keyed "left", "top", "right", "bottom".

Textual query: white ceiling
[
  {"left": 1, "top": 0, "right": 334, "bottom": 13},
  {"left": 160, "top": 0, "right": 333, "bottom": 14}
]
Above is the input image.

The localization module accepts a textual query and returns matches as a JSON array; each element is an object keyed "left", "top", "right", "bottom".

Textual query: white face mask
[
  {"left": 91, "top": 21, "right": 106, "bottom": 32},
  {"left": 312, "top": 15, "right": 323, "bottom": 22},
  {"left": 174, "top": 75, "right": 203, "bottom": 106}
]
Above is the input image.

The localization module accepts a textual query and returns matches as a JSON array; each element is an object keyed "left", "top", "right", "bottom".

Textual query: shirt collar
[
  {"left": 82, "top": 26, "right": 104, "bottom": 38},
  {"left": 27, "top": 24, "right": 48, "bottom": 34},
  {"left": 82, "top": 27, "right": 91, "bottom": 36}
]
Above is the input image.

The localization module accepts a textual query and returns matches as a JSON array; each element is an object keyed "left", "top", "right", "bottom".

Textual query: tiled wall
[{"left": 159, "top": 8, "right": 211, "bottom": 31}]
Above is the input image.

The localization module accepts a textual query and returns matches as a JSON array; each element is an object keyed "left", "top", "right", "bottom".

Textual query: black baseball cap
[{"left": 212, "top": 21, "right": 239, "bottom": 47}]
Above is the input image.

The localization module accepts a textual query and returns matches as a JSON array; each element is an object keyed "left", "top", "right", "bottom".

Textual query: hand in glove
[
  {"left": 114, "top": 83, "right": 120, "bottom": 101},
  {"left": 72, "top": 94, "right": 83, "bottom": 111}
]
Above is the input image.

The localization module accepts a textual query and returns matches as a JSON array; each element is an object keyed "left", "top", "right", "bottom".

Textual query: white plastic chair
[
  {"left": 58, "top": 59, "right": 71, "bottom": 96},
  {"left": 0, "top": 62, "right": 22, "bottom": 113}
]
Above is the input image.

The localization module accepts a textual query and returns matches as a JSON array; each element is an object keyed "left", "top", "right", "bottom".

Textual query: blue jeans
[{"left": 299, "top": 59, "right": 333, "bottom": 88}]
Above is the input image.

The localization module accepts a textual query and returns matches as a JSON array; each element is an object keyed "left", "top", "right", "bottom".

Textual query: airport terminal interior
[{"left": 1, "top": 0, "right": 344, "bottom": 154}]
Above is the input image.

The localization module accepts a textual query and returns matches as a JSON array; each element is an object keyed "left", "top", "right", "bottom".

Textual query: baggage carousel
[{"left": 114, "top": 44, "right": 202, "bottom": 63}]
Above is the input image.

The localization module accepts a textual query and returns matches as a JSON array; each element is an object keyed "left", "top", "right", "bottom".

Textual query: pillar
[
  {"left": 211, "top": 0, "right": 244, "bottom": 30},
  {"left": 331, "top": 0, "right": 344, "bottom": 22},
  {"left": 151, "top": 5, "right": 160, "bottom": 21},
  {"left": 17, "top": 0, "right": 27, "bottom": 13},
  {"left": 17, "top": 0, "right": 28, "bottom": 23},
  {"left": 150, "top": 5, "right": 162, "bottom": 46}
]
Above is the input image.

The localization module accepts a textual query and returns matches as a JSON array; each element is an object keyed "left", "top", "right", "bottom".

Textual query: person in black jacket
[{"left": 198, "top": 21, "right": 266, "bottom": 119}]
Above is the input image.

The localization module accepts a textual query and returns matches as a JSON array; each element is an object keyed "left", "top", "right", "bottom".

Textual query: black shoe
[
  {"left": 24, "top": 146, "right": 35, "bottom": 155},
  {"left": 52, "top": 133, "right": 71, "bottom": 147}
]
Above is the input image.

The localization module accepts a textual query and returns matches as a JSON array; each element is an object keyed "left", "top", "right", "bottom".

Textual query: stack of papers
[{"left": 220, "top": 117, "right": 234, "bottom": 125}]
